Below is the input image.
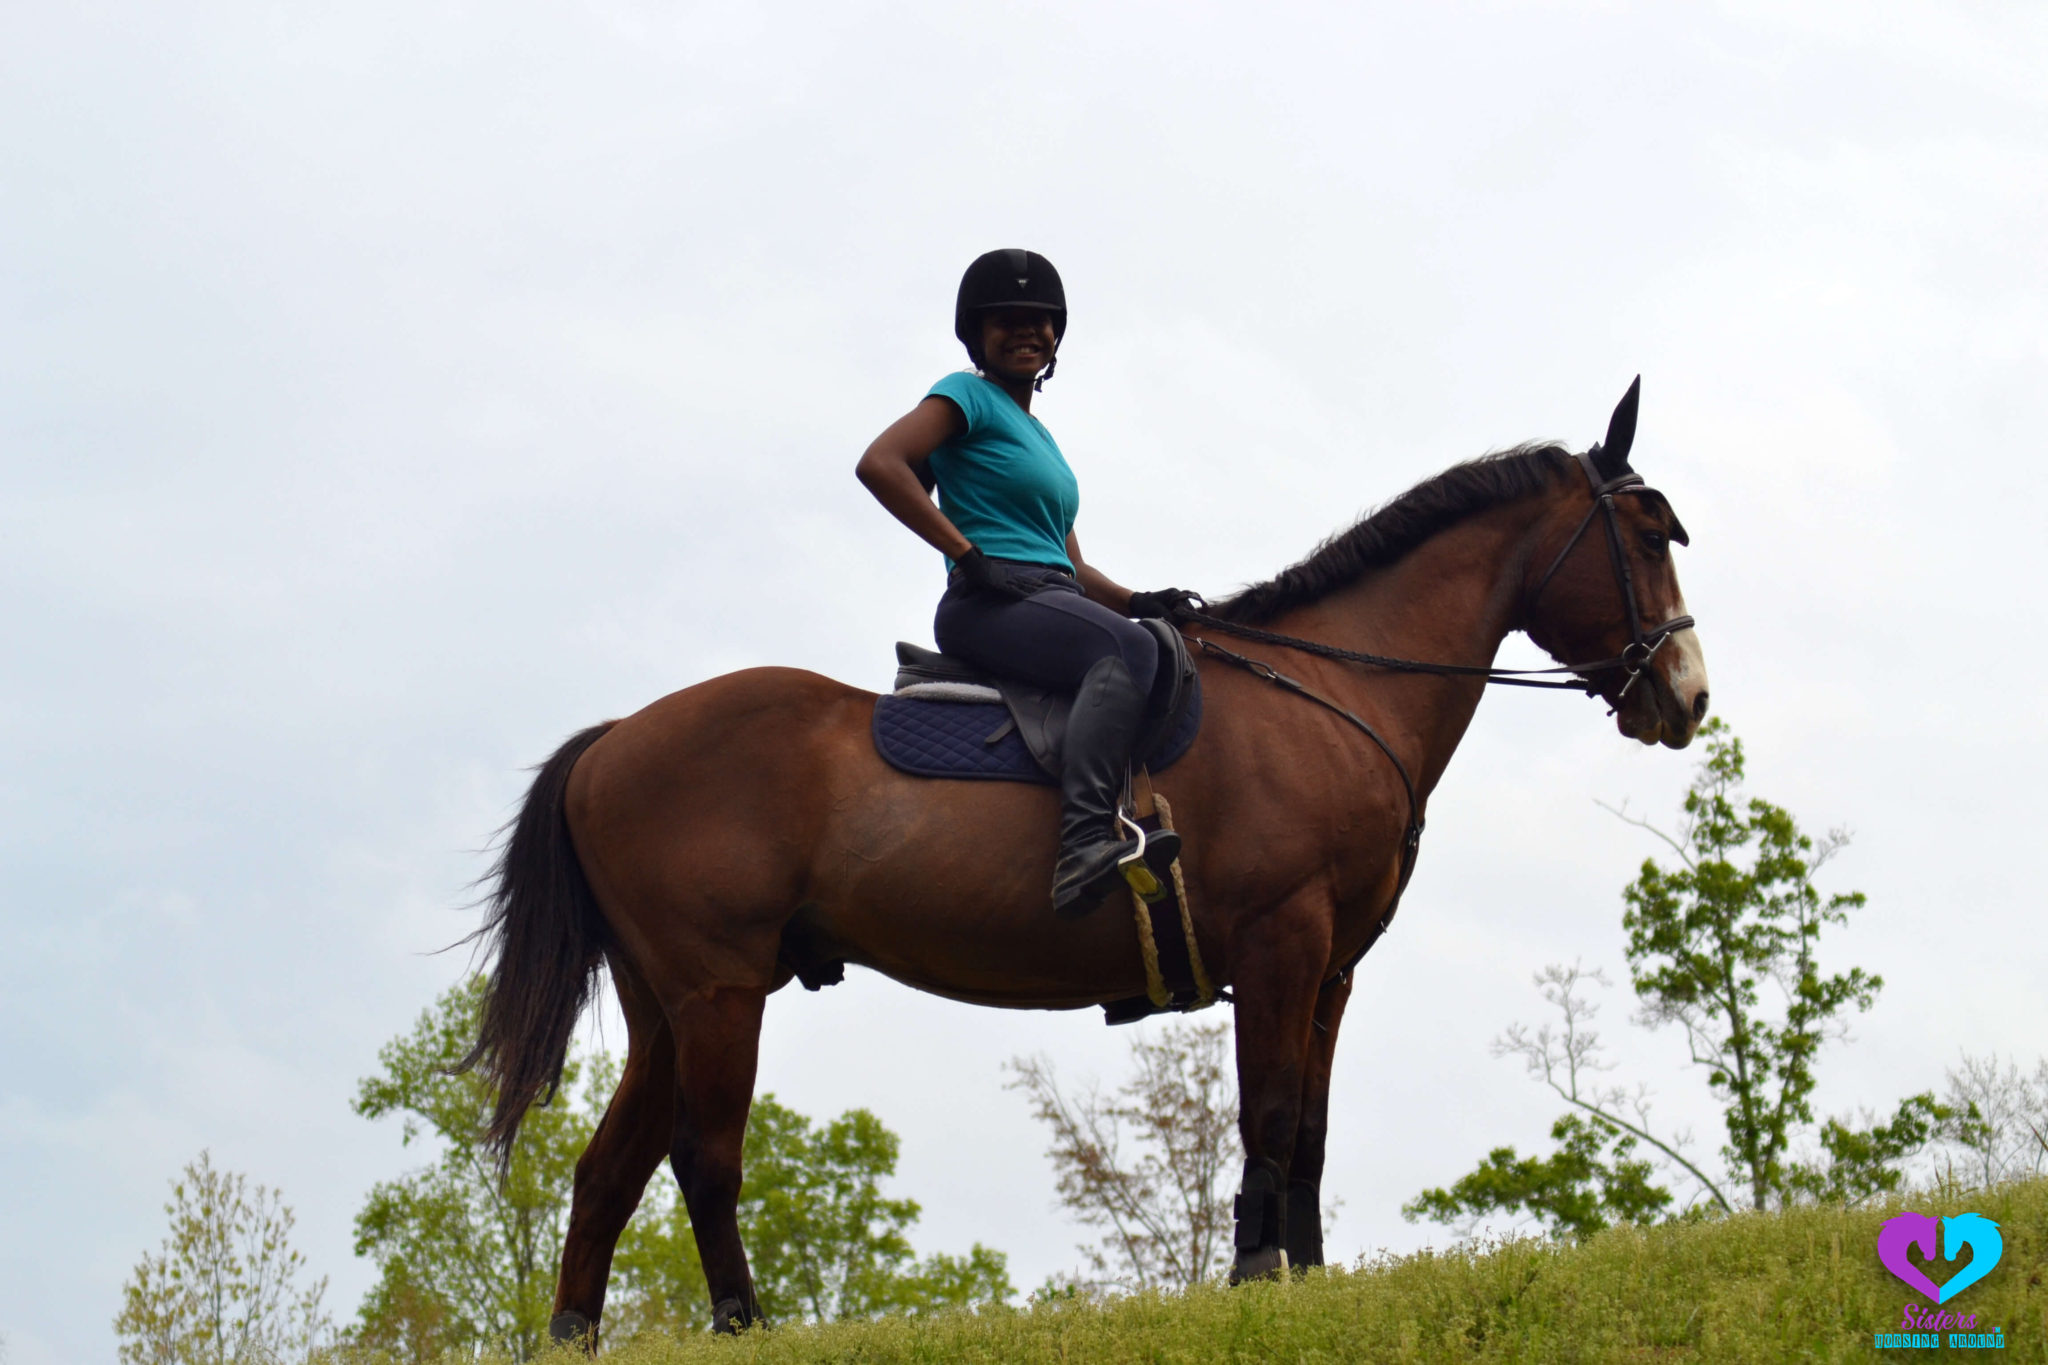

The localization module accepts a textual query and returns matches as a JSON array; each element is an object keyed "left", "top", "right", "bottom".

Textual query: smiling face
[{"left": 976, "top": 307, "right": 1061, "bottom": 386}]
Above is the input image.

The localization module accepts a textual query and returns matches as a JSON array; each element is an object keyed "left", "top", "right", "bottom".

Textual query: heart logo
[{"left": 1878, "top": 1211, "right": 2004, "bottom": 1303}]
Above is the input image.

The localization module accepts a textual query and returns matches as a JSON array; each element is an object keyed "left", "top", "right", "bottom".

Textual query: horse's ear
[{"left": 1591, "top": 375, "right": 1641, "bottom": 478}]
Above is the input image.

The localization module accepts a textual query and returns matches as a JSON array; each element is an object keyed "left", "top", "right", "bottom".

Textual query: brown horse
[{"left": 458, "top": 384, "right": 1709, "bottom": 1343}]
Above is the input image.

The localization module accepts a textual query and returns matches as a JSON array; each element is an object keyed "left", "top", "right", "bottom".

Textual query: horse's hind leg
[
  {"left": 1284, "top": 973, "right": 1352, "bottom": 1270},
  {"left": 550, "top": 955, "right": 677, "bottom": 1351},
  {"left": 667, "top": 985, "right": 769, "bottom": 1334}
]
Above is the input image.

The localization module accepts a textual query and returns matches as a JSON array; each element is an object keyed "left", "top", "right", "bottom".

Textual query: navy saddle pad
[{"left": 873, "top": 680, "right": 1202, "bottom": 785}]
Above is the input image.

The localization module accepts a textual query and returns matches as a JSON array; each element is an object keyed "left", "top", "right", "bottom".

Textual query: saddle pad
[
  {"left": 872, "top": 679, "right": 1202, "bottom": 784},
  {"left": 873, "top": 699, "right": 1049, "bottom": 783}
]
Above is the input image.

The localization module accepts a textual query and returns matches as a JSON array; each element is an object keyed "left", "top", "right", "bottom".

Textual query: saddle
[
  {"left": 874, "top": 619, "right": 1202, "bottom": 783},
  {"left": 863, "top": 622, "right": 1215, "bottom": 1027}
]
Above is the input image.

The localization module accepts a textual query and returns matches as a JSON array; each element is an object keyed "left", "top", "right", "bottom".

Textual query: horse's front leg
[
  {"left": 1283, "top": 973, "right": 1352, "bottom": 1270},
  {"left": 1227, "top": 887, "right": 1334, "bottom": 1283}
]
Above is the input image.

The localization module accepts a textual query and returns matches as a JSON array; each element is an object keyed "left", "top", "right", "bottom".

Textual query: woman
[{"left": 855, "top": 249, "right": 1197, "bottom": 919}]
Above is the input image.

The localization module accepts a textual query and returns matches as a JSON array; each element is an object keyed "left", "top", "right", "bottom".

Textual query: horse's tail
[{"left": 454, "top": 721, "right": 618, "bottom": 1170}]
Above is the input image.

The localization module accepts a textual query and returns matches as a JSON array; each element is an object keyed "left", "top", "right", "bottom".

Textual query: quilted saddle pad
[{"left": 871, "top": 682, "right": 1202, "bottom": 784}]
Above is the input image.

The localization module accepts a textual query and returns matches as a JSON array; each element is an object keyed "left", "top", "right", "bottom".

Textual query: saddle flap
[
  {"left": 1135, "top": 618, "right": 1198, "bottom": 759},
  {"left": 993, "top": 679, "right": 1070, "bottom": 778}
]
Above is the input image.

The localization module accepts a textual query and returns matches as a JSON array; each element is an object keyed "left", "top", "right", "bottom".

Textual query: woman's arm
[
  {"left": 1066, "top": 530, "right": 1136, "bottom": 614},
  {"left": 1071, "top": 531, "right": 1203, "bottom": 619},
  {"left": 855, "top": 397, "right": 974, "bottom": 560}
]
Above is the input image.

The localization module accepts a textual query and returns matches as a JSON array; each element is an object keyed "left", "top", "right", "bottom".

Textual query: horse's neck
[{"left": 1267, "top": 502, "right": 1538, "bottom": 798}]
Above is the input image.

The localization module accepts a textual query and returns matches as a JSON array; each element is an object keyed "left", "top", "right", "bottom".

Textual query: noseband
[{"left": 1526, "top": 451, "right": 1696, "bottom": 702}]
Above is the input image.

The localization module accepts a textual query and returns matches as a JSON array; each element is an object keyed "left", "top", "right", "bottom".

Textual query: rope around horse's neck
[{"left": 1172, "top": 607, "right": 1599, "bottom": 691}]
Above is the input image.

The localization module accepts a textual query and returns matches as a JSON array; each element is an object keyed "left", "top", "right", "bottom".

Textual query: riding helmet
[{"left": 954, "top": 249, "right": 1067, "bottom": 353}]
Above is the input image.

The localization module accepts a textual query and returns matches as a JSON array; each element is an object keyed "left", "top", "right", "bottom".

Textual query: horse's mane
[{"left": 1209, "top": 442, "right": 1575, "bottom": 624}]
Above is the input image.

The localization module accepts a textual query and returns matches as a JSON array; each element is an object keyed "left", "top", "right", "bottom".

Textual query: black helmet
[{"left": 954, "top": 249, "right": 1067, "bottom": 355}]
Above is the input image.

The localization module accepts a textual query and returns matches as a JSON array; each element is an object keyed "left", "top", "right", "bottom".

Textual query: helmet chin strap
[{"left": 1034, "top": 349, "right": 1059, "bottom": 391}]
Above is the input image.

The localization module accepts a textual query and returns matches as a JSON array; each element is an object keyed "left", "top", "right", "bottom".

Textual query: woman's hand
[
  {"left": 1127, "top": 588, "right": 1204, "bottom": 619},
  {"left": 953, "top": 547, "right": 1028, "bottom": 600}
]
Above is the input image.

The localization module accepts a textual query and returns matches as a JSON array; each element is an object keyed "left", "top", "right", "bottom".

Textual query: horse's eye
[{"left": 1640, "top": 531, "right": 1668, "bottom": 556}]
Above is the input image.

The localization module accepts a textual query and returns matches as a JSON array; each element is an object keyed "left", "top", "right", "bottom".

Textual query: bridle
[
  {"left": 1173, "top": 448, "right": 1696, "bottom": 982},
  {"left": 1525, "top": 450, "right": 1695, "bottom": 703}
]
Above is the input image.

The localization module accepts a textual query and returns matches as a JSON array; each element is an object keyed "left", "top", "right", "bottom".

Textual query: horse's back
[{"left": 571, "top": 663, "right": 886, "bottom": 830}]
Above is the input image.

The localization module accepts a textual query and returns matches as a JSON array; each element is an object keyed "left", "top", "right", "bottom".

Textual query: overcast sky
[{"left": 5, "top": 2, "right": 2046, "bottom": 1360}]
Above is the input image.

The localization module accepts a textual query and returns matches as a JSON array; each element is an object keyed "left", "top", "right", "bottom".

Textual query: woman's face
[{"left": 977, "top": 307, "right": 1060, "bottom": 383}]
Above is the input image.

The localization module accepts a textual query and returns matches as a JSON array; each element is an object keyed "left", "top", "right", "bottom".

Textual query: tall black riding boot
[{"left": 1051, "top": 657, "right": 1182, "bottom": 918}]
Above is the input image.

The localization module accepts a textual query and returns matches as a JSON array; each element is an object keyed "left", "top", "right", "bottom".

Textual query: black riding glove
[
  {"left": 1127, "top": 588, "right": 1203, "bottom": 619},
  {"left": 955, "top": 546, "right": 1028, "bottom": 600}
]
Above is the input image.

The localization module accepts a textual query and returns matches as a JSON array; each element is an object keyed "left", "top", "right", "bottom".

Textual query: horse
[{"left": 457, "top": 381, "right": 1709, "bottom": 1343}]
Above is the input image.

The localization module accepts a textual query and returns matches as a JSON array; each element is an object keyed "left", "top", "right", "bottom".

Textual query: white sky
[{"left": 4, "top": 2, "right": 2046, "bottom": 1360}]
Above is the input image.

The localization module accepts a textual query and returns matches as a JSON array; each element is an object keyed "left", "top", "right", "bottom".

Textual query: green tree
[
  {"left": 1612, "top": 718, "right": 1956, "bottom": 1209},
  {"left": 1409, "top": 721, "right": 1963, "bottom": 1237},
  {"left": 1401, "top": 962, "right": 1681, "bottom": 1240},
  {"left": 114, "top": 1151, "right": 330, "bottom": 1365},
  {"left": 614, "top": 1097, "right": 1011, "bottom": 1328},
  {"left": 1785, "top": 1095, "right": 1960, "bottom": 1205},
  {"left": 735, "top": 1096, "right": 1010, "bottom": 1320},
  {"left": 353, "top": 978, "right": 1009, "bottom": 1354},
  {"left": 350, "top": 976, "right": 602, "bottom": 1362},
  {"left": 1403, "top": 1112, "right": 1671, "bottom": 1241}
]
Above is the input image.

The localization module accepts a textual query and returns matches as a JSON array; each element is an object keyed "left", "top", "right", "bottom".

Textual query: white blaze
[{"left": 1658, "top": 589, "right": 1708, "bottom": 718}]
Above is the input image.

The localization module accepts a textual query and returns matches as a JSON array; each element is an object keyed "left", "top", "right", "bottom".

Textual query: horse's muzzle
[{"left": 1617, "top": 626, "right": 1709, "bottom": 749}]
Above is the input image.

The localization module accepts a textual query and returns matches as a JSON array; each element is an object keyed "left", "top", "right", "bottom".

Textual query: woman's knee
[
  {"left": 1113, "top": 620, "right": 1159, "bottom": 697},
  {"left": 1034, "top": 593, "right": 1158, "bottom": 694}
]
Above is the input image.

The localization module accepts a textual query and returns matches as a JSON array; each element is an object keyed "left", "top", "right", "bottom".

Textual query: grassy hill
[{"left": 555, "top": 1179, "right": 2046, "bottom": 1363}]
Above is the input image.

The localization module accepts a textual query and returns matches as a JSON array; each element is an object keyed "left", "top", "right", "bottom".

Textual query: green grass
[{"left": 556, "top": 1180, "right": 2048, "bottom": 1363}]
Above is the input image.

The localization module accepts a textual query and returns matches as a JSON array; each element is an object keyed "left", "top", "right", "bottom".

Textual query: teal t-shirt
[{"left": 925, "top": 371, "right": 1079, "bottom": 573}]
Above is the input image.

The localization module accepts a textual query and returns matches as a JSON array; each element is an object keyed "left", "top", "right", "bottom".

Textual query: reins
[
  {"left": 1177, "top": 450, "right": 1696, "bottom": 982},
  {"left": 1177, "top": 611, "right": 1617, "bottom": 691}
]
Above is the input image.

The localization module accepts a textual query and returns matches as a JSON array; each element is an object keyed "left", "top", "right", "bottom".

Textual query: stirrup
[{"left": 1115, "top": 809, "right": 1169, "bottom": 904}]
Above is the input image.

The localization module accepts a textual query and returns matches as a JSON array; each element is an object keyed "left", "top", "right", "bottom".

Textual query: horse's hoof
[
  {"left": 712, "top": 1297, "right": 755, "bottom": 1335},
  {"left": 1229, "top": 1244, "right": 1289, "bottom": 1284},
  {"left": 549, "top": 1311, "right": 595, "bottom": 1351},
  {"left": 1285, "top": 1179, "right": 1325, "bottom": 1271}
]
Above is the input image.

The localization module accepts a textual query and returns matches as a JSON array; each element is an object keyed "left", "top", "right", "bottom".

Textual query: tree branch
[
  {"left": 1595, "top": 799, "right": 1697, "bottom": 868},
  {"left": 1498, "top": 963, "right": 1733, "bottom": 1214}
]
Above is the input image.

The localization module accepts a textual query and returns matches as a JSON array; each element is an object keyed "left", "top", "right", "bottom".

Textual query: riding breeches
[{"left": 933, "top": 560, "right": 1160, "bottom": 697}]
